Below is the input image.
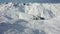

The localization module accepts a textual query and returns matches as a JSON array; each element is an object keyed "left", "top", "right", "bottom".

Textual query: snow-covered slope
[{"left": 0, "top": 3, "right": 60, "bottom": 34}]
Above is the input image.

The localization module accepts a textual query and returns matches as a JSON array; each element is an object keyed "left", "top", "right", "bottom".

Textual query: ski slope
[{"left": 0, "top": 3, "right": 60, "bottom": 34}]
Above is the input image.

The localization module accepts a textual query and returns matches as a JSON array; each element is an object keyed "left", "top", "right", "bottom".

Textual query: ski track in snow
[{"left": 0, "top": 3, "right": 60, "bottom": 34}]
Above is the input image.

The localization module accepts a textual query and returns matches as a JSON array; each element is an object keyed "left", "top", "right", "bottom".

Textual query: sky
[{"left": 0, "top": 0, "right": 60, "bottom": 3}]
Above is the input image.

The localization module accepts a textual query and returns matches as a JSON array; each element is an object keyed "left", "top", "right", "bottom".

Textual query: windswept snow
[{"left": 0, "top": 3, "right": 60, "bottom": 34}]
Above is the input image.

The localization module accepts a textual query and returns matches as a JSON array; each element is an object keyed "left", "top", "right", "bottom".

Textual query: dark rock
[{"left": 40, "top": 17, "right": 45, "bottom": 20}]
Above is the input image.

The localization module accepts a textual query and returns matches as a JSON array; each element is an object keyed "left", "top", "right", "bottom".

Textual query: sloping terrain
[{"left": 0, "top": 3, "right": 60, "bottom": 34}]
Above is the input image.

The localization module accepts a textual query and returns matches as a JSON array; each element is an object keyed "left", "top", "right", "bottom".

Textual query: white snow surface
[{"left": 0, "top": 3, "right": 60, "bottom": 34}]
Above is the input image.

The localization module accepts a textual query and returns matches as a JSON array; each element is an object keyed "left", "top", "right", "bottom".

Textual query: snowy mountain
[{"left": 0, "top": 2, "right": 60, "bottom": 34}]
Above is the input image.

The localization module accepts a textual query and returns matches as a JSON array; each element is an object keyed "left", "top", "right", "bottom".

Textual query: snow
[{"left": 0, "top": 3, "right": 60, "bottom": 34}]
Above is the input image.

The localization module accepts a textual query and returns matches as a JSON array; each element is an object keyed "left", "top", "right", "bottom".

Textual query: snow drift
[{"left": 0, "top": 2, "right": 60, "bottom": 34}]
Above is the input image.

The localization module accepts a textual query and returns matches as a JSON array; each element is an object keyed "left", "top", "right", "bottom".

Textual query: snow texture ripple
[{"left": 0, "top": 3, "right": 60, "bottom": 34}]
